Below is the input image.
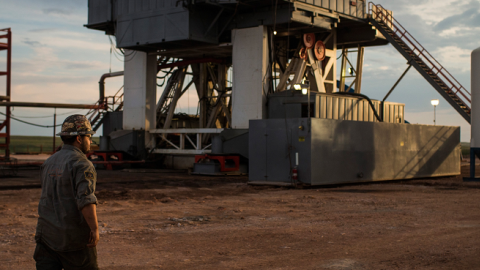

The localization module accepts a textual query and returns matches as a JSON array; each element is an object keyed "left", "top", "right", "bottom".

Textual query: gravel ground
[{"left": 1, "top": 167, "right": 480, "bottom": 270}]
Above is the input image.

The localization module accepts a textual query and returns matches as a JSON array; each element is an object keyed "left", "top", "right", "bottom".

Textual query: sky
[{"left": 0, "top": 0, "right": 478, "bottom": 141}]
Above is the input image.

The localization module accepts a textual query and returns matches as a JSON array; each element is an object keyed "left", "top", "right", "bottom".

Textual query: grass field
[
  {"left": 6, "top": 136, "right": 100, "bottom": 154},
  {"left": 461, "top": 142, "right": 470, "bottom": 156}
]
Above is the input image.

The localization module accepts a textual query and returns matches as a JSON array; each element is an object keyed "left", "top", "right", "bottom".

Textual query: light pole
[{"left": 431, "top": 99, "right": 439, "bottom": 125}]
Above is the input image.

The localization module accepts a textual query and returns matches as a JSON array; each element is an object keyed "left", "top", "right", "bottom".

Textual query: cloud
[
  {"left": 64, "top": 61, "right": 105, "bottom": 70},
  {"left": 433, "top": 46, "right": 471, "bottom": 72},
  {"left": 433, "top": 0, "right": 480, "bottom": 32},
  {"left": 22, "top": 38, "right": 44, "bottom": 47},
  {"left": 403, "top": 0, "right": 472, "bottom": 25},
  {"left": 28, "top": 28, "right": 59, "bottom": 33},
  {"left": 42, "top": 8, "right": 73, "bottom": 16}
]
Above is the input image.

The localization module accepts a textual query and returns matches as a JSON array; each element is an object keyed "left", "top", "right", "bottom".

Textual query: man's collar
[{"left": 61, "top": 144, "right": 85, "bottom": 155}]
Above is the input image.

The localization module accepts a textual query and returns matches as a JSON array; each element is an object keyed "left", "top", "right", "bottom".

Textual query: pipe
[
  {"left": 0, "top": 102, "right": 103, "bottom": 109},
  {"left": 99, "top": 71, "right": 124, "bottom": 102},
  {"left": 332, "top": 92, "right": 383, "bottom": 122}
]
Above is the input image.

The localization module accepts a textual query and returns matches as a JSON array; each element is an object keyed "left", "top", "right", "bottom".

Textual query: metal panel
[
  {"left": 332, "top": 97, "right": 339, "bottom": 119},
  {"left": 268, "top": 92, "right": 404, "bottom": 123},
  {"left": 357, "top": 0, "right": 365, "bottom": 18},
  {"left": 103, "top": 111, "right": 124, "bottom": 137},
  {"left": 249, "top": 119, "right": 311, "bottom": 183},
  {"left": 337, "top": 0, "right": 344, "bottom": 14},
  {"left": 326, "top": 96, "right": 333, "bottom": 119},
  {"left": 344, "top": 0, "right": 350, "bottom": 15},
  {"left": 87, "top": 0, "right": 111, "bottom": 25},
  {"left": 115, "top": 3, "right": 195, "bottom": 48},
  {"left": 249, "top": 120, "right": 268, "bottom": 181},
  {"left": 310, "top": 119, "right": 461, "bottom": 185},
  {"left": 249, "top": 118, "right": 461, "bottom": 185}
]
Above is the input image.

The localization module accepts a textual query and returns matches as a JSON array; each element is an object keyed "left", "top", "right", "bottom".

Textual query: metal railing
[
  {"left": 87, "top": 85, "right": 124, "bottom": 128},
  {"left": 149, "top": 128, "right": 223, "bottom": 154},
  {"left": 368, "top": 2, "right": 471, "bottom": 109}
]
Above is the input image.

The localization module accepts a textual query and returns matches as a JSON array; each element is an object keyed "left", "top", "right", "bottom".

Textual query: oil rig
[{"left": 77, "top": 0, "right": 471, "bottom": 185}]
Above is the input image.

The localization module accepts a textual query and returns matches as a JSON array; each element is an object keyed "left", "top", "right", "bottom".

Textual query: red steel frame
[{"left": 0, "top": 28, "right": 11, "bottom": 160}]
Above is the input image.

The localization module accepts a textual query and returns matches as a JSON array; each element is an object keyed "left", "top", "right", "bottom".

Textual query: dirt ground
[{"left": 1, "top": 165, "right": 480, "bottom": 270}]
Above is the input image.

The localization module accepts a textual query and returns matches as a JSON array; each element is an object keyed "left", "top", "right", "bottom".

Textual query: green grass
[
  {"left": 461, "top": 142, "right": 470, "bottom": 156},
  {"left": 6, "top": 136, "right": 100, "bottom": 154}
]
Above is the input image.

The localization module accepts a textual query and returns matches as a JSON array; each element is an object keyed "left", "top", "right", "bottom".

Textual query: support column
[
  {"left": 354, "top": 45, "right": 365, "bottom": 94},
  {"left": 465, "top": 46, "right": 480, "bottom": 181},
  {"left": 231, "top": 26, "right": 268, "bottom": 129},
  {"left": 123, "top": 50, "right": 157, "bottom": 147}
]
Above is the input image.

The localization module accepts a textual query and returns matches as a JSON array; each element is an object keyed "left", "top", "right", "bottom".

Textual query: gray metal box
[
  {"left": 268, "top": 91, "right": 404, "bottom": 123},
  {"left": 87, "top": 0, "right": 113, "bottom": 27},
  {"left": 115, "top": 0, "right": 219, "bottom": 48},
  {"left": 249, "top": 118, "right": 461, "bottom": 185},
  {"left": 293, "top": 0, "right": 366, "bottom": 19}
]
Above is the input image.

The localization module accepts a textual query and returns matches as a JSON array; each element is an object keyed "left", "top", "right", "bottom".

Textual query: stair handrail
[
  {"left": 86, "top": 84, "right": 125, "bottom": 128},
  {"left": 368, "top": 2, "right": 471, "bottom": 106}
]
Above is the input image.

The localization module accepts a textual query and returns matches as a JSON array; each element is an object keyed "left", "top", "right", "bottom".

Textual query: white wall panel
[
  {"left": 123, "top": 50, "right": 157, "bottom": 146},
  {"left": 231, "top": 26, "right": 268, "bottom": 129}
]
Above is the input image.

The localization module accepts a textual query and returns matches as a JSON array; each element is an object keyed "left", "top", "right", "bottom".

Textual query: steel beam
[
  {"left": 151, "top": 149, "right": 212, "bottom": 155},
  {"left": 163, "top": 66, "right": 187, "bottom": 129},
  {"left": 307, "top": 48, "right": 325, "bottom": 93},
  {"left": 149, "top": 128, "right": 224, "bottom": 133}
]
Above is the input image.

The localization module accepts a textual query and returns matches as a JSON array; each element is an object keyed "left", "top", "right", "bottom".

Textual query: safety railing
[
  {"left": 149, "top": 128, "right": 223, "bottom": 155},
  {"left": 87, "top": 85, "right": 124, "bottom": 128},
  {"left": 368, "top": 2, "right": 471, "bottom": 109}
]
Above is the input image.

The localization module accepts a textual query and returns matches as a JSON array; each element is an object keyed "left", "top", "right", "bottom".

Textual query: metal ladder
[
  {"left": 88, "top": 86, "right": 124, "bottom": 131},
  {"left": 368, "top": 3, "right": 471, "bottom": 123}
]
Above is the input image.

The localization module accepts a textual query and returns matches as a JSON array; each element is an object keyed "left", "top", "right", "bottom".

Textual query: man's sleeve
[{"left": 74, "top": 161, "right": 98, "bottom": 210}]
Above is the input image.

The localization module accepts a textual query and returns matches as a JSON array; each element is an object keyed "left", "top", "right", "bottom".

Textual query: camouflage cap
[{"left": 57, "top": 114, "right": 96, "bottom": 136}]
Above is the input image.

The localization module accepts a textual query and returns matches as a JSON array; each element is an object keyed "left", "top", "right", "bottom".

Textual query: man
[{"left": 34, "top": 114, "right": 99, "bottom": 270}]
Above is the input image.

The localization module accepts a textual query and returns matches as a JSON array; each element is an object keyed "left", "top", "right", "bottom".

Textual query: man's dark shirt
[{"left": 35, "top": 144, "right": 97, "bottom": 252}]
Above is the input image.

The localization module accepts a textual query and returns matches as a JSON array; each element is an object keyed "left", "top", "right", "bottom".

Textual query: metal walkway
[{"left": 368, "top": 3, "right": 471, "bottom": 123}]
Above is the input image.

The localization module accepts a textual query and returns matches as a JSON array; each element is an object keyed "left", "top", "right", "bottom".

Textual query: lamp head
[{"left": 431, "top": 99, "right": 439, "bottom": 106}]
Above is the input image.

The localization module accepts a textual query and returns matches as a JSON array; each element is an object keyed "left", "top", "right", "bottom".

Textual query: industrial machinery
[{"left": 85, "top": 1, "right": 466, "bottom": 185}]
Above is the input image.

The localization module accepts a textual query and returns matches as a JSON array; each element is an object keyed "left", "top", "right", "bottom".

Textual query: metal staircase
[
  {"left": 87, "top": 86, "right": 124, "bottom": 131},
  {"left": 368, "top": 3, "right": 471, "bottom": 123}
]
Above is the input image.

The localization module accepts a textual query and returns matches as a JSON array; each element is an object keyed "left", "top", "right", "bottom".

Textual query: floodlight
[
  {"left": 273, "top": 31, "right": 277, "bottom": 35},
  {"left": 302, "top": 88, "right": 308, "bottom": 95},
  {"left": 293, "top": 84, "right": 302, "bottom": 90},
  {"left": 431, "top": 99, "right": 439, "bottom": 125}
]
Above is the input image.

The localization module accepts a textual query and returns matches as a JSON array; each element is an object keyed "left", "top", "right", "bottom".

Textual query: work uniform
[{"left": 34, "top": 144, "right": 98, "bottom": 270}]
